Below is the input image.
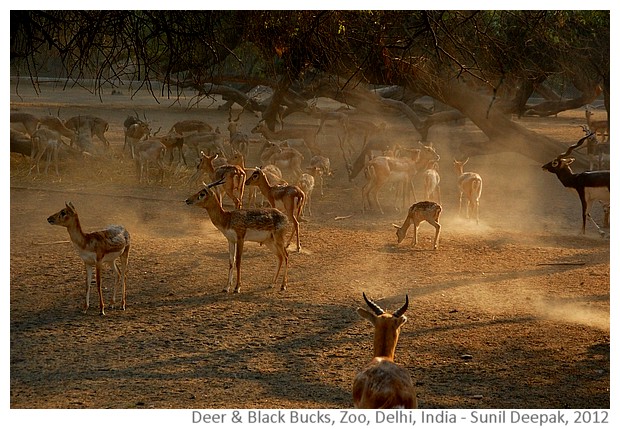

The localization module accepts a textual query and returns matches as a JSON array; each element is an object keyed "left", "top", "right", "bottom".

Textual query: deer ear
[
  {"left": 66, "top": 201, "right": 75, "bottom": 211},
  {"left": 357, "top": 308, "right": 377, "bottom": 325},
  {"left": 566, "top": 158, "right": 575, "bottom": 165}
]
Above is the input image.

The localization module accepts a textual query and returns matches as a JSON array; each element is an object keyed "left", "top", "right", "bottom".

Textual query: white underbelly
[{"left": 74, "top": 245, "right": 123, "bottom": 265}]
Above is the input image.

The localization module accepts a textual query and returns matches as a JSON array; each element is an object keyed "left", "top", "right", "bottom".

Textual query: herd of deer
[{"left": 15, "top": 102, "right": 610, "bottom": 409}]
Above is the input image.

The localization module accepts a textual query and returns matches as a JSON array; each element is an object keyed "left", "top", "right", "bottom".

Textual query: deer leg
[
  {"left": 84, "top": 265, "right": 94, "bottom": 313},
  {"left": 225, "top": 241, "right": 235, "bottom": 293},
  {"left": 110, "top": 259, "right": 121, "bottom": 308},
  {"left": 120, "top": 248, "right": 129, "bottom": 310},
  {"left": 234, "top": 239, "right": 244, "bottom": 293},
  {"left": 428, "top": 219, "right": 441, "bottom": 250},
  {"left": 579, "top": 192, "right": 588, "bottom": 234},
  {"left": 95, "top": 263, "right": 105, "bottom": 316}
]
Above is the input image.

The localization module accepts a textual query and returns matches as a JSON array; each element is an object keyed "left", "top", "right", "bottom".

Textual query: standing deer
[
  {"left": 134, "top": 139, "right": 167, "bottom": 184},
  {"left": 585, "top": 107, "right": 609, "bottom": 142},
  {"left": 542, "top": 133, "right": 610, "bottom": 236},
  {"left": 353, "top": 293, "right": 417, "bottom": 409},
  {"left": 185, "top": 179, "right": 290, "bottom": 293},
  {"left": 422, "top": 161, "right": 441, "bottom": 203},
  {"left": 124, "top": 121, "right": 151, "bottom": 159},
  {"left": 189, "top": 152, "right": 246, "bottom": 209},
  {"left": 245, "top": 167, "right": 306, "bottom": 252},
  {"left": 47, "top": 202, "right": 131, "bottom": 315},
  {"left": 227, "top": 108, "right": 250, "bottom": 160},
  {"left": 29, "top": 129, "right": 62, "bottom": 177},
  {"left": 453, "top": 158, "right": 482, "bottom": 224},
  {"left": 392, "top": 201, "right": 442, "bottom": 250}
]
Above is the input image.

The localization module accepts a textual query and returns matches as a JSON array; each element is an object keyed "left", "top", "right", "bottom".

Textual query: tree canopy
[{"left": 10, "top": 10, "right": 610, "bottom": 162}]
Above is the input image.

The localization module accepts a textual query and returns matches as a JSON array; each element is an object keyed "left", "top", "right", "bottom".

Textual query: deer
[
  {"left": 361, "top": 143, "right": 440, "bottom": 214},
  {"left": 38, "top": 115, "right": 78, "bottom": 144},
  {"left": 542, "top": 132, "right": 610, "bottom": 236},
  {"left": 10, "top": 112, "right": 40, "bottom": 136},
  {"left": 251, "top": 120, "right": 321, "bottom": 156},
  {"left": 422, "top": 160, "right": 441, "bottom": 203},
  {"left": 124, "top": 121, "right": 151, "bottom": 159},
  {"left": 29, "top": 128, "right": 62, "bottom": 177},
  {"left": 64, "top": 115, "right": 110, "bottom": 148},
  {"left": 227, "top": 107, "right": 250, "bottom": 160},
  {"left": 245, "top": 167, "right": 306, "bottom": 252},
  {"left": 189, "top": 152, "right": 246, "bottom": 209},
  {"left": 307, "top": 155, "right": 332, "bottom": 197},
  {"left": 453, "top": 158, "right": 482, "bottom": 224},
  {"left": 47, "top": 202, "right": 131, "bottom": 315},
  {"left": 182, "top": 130, "right": 228, "bottom": 160},
  {"left": 392, "top": 201, "right": 442, "bottom": 250},
  {"left": 168, "top": 119, "right": 213, "bottom": 135},
  {"left": 185, "top": 178, "right": 290, "bottom": 293},
  {"left": 259, "top": 141, "right": 305, "bottom": 182},
  {"left": 305, "top": 101, "right": 349, "bottom": 141},
  {"left": 10, "top": 129, "right": 32, "bottom": 158},
  {"left": 296, "top": 172, "right": 315, "bottom": 217},
  {"left": 585, "top": 107, "right": 609, "bottom": 142},
  {"left": 353, "top": 293, "right": 417, "bottom": 409},
  {"left": 134, "top": 139, "right": 167, "bottom": 184},
  {"left": 227, "top": 151, "right": 259, "bottom": 208}
]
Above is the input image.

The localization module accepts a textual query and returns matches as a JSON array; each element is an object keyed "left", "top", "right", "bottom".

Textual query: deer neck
[
  {"left": 203, "top": 195, "right": 232, "bottom": 230},
  {"left": 373, "top": 328, "right": 399, "bottom": 361},
  {"left": 65, "top": 216, "right": 88, "bottom": 250},
  {"left": 554, "top": 166, "right": 579, "bottom": 189}
]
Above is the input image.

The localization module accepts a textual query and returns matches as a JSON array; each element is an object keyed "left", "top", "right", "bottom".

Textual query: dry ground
[{"left": 9, "top": 83, "right": 610, "bottom": 410}]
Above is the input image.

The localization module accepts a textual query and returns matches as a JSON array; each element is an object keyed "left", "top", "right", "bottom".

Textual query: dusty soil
[{"left": 9, "top": 83, "right": 610, "bottom": 410}]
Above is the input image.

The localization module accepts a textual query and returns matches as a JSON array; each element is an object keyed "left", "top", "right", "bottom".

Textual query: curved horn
[
  {"left": 558, "top": 133, "right": 593, "bottom": 159},
  {"left": 392, "top": 295, "right": 409, "bottom": 318},
  {"left": 363, "top": 292, "right": 385, "bottom": 316},
  {"left": 207, "top": 178, "right": 226, "bottom": 188}
]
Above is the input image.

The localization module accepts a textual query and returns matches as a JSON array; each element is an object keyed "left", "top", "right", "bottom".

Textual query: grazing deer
[
  {"left": 29, "top": 128, "right": 62, "bottom": 177},
  {"left": 169, "top": 119, "right": 213, "bottom": 135},
  {"left": 585, "top": 107, "right": 609, "bottom": 142},
  {"left": 251, "top": 120, "right": 321, "bottom": 156},
  {"left": 542, "top": 133, "right": 610, "bottom": 236},
  {"left": 245, "top": 167, "right": 306, "bottom": 252},
  {"left": 10, "top": 112, "right": 40, "bottom": 136},
  {"left": 47, "top": 202, "right": 131, "bottom": 315},
  {"left": 38, "top": 116, "right": 77, "bottom": 144},
  {"left": 453, "top": 158, "right": 482, "bottom": 224},
  {"left": 422, "top": 160, "right": 441, "bottom": 203},
  {"left": 392, "top": 201, "right": 442, "bottom": 250},
  {"left": 10, "top": 129, "right": 32, "bottom": 157},
  {"left": 189, "top": 152, "right": 246, "bottom": 209},
  {"left": 185, "top": 179, "right": 290, "bottom": 293},
  {"left": 353, "top": 293, "right": 417, "bottom": 409},
  {"left": 64, "top": 115, "right": 110, "bottom": 148}
]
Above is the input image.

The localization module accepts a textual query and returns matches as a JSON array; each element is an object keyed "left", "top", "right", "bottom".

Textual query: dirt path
[{"left": 9, "top": 85, "right": 610, "bottom": 409}]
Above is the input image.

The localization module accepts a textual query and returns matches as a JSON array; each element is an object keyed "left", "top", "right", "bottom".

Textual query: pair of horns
[
  {"left": 557, "top": 132, "right": 594, "bottom": 159},
  {"left": 363, "top": 292, "right": 409, "bottom": 317}
]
